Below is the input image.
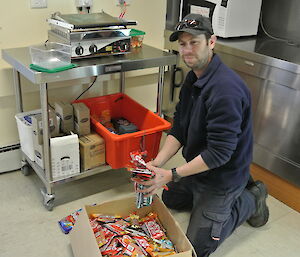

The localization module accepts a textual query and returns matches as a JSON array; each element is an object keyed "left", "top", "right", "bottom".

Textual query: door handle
[
  {"left": 171, "top": 67, "right": 184, "bottom": 101},
  {"left": 244, "top": 60, "right": 255, "bottom": 67},
  {"left": 173, "top": 67, "right": 184, "bottom": 88}
]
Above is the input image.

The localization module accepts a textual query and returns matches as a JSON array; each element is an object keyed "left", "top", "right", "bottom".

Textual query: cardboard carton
[
  {"left": 31, "top": 111, "right": 59, "bottom": 145},
  {"left": 79, "top": 133, "right": 105, "bottom": 171},
  {"left": 50, "top": 134, "right": 80, "bottom": 179},
  {"left": 69, "top": 196, "right": 195, "bottom": 257},
  {"left": 73, "top": 102, "right": 90, "bottom": 136},
  {"left": 54, "top": 101, "right": 74, "bottom": 133},
  {"left": 34, "top": 134, "right": 80, "bottom": 177}
]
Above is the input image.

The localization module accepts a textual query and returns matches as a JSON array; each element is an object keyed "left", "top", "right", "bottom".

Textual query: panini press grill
[{"left": 47, "top": 12, "right": 137, "bottom": 59}]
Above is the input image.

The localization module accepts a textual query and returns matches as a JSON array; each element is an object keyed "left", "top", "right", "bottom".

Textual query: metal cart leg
[
  {"left": 157, "top": 66, "right": 165, "bottom": 116},
  {"left": 12, "top": 69, "right": 30, "bottom": 175},
  {"left": 120, "top": 71, "right": 125, "bottom": 93},
  {"left": 40, "top": 83, "right": 55, "bottom": 211},
  {"left": 13, "top": 69, "right": 23, "bottom": 113},
  {"left": 40, "top": 188, "right": 55, "bottom": 211}
]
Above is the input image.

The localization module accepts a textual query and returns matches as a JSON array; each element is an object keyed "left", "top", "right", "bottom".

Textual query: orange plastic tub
[{"left": 74, "top": 93, "right": 171, "bottom": 169}]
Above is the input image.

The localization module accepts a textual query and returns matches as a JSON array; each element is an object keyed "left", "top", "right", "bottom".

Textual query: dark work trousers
[{"left": 162, "top": 177, "right": 256, "bottom": 257}]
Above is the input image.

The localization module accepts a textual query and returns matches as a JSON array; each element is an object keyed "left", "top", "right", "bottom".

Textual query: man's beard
[{"left": 183, "top": 51, "right": 209, "bottom": 70}]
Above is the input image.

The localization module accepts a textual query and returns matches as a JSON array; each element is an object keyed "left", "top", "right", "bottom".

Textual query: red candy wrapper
[
  {"left": 58, "top": 208, "right": 82, "bottom": 234},
  {"left": 142, "top": 219, "right": 166, "bottom": 240}
]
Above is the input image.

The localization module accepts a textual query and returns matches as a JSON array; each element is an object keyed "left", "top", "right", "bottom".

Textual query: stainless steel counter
[
  {"left": 217, "top": 37, "right": 300, "bottom": 68},
  {"left": 2, "top": 44, "right": 176, "bottom": 84},
  {"left": 163, "top": 30, "right": 300, "bottom": 187}
]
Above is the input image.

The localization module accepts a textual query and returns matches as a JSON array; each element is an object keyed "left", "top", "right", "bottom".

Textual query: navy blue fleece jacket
[{"left": 169, "top": 54, "right": 253, "bottom": 189}]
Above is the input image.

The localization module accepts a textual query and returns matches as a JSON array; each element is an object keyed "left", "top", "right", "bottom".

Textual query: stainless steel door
[{"left": 255, "top": 80, "right": 300, "bottom": 163}]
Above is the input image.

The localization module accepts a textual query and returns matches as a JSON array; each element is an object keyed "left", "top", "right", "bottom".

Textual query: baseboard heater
[{"left": 0, "top": 143, "right": 22, "bottom": 173}]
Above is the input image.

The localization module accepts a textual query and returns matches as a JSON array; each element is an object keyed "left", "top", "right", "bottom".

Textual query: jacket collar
[{"left": 193, "top": 54, "right": 221, "bottom": 89}]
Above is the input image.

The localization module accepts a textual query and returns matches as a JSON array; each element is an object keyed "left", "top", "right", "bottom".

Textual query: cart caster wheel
[
  {"left": 40, "top": 188, "right": 55, "bottom": 211},
  {"left": 21, "top": 165, "right": 30, "bottom": 176},
  {"left": 44, "top": 199, "right": 54, "bottom": 211}
]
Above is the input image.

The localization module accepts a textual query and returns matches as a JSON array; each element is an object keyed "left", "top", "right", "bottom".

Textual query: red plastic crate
[{"left": 74, "top": 93, "right": 171, "bottom": 169}]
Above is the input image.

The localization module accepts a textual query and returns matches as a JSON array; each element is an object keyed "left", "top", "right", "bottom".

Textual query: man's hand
[{"left": 131, "top": 163, "right": 172, "bottom": 197}]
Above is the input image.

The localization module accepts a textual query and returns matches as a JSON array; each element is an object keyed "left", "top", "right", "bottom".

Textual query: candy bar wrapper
[
  {"left": 117, "top": 234, "right": 133, "bottom": 248},
  {"left": 149, "top": 251, "right": 177, "bottom": 257},
  {"left": 90, "top": 218, "right": 102, "bottom": 233},
  {"left": 126, "top": 214, "right": 140, "bottom": 226},
  {"left": 101, "top": 238, "right": 120, "bottom": 255},
  {"left": 100, "top": 235, "right": 116, "bottom": 253},
  {"left": 141, "top": 213, "right": 167, "bottom": 234},
  {"left": 133, "top": 235, "right": 151, "bottom": 256},
  {"left": 123, "top": 241, "right": 147, "bottom": 257},
  {"left": 104, "top": 221, "right": 130, "bottom": 236},
  {"left": 153, "top": 239, "right": 175, "bottom": 251},
  {"left": 102, "top": 225, "right": 116, "bottom": 239},
  {"left": 130, "top": 151, "right": 147, "bottom": 168},
  {"left": 58, "top": 208, "right": 82, "bottom": 234},
  {"left": 125, "top": 227, "right": 148, "bottom": 237},
  {"left": 142, "top": 219, "right": 166, "bottom": 240},
  {"left": 133, "top": 236, "right": 150, "bottom": 249},
  {"left": 135, "top": 183, "right": 153, "bottom": 209},
  {"left": 94, "top": 229, "right": 107, "bottom": 247},
  {"left": 58, "top": 220, "right": 73, "bottom": 234},
  {"left": 94, "top": 214, "right": 122, "bottom": 223}
]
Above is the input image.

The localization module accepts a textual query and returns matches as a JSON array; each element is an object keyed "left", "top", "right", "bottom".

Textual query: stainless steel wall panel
[
  {"left": 234, "top": 72, "right": 265, "bottom": 135},
  {"left": 261, "top": 0, "right": 300, "bottom": 44}
]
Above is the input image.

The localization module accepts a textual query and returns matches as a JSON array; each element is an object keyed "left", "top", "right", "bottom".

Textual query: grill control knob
[
  {"left": 118, "top": 42, "right": 128, "bottom": 52},
  {"left": 75, "top": 45, "right": 84, "bottom": 56},
  {"left": 89, "top": 44, "right": 98, "bottom": 54}
]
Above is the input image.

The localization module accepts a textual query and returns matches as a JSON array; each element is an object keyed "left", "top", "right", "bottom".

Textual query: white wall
[{"left": 0, "top": 0, "right": 167, "bottom": 146}]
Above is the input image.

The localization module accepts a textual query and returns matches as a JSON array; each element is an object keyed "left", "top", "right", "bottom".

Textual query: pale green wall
[{"left": 0, "top": 0, "right": 167, "bottom": 146}]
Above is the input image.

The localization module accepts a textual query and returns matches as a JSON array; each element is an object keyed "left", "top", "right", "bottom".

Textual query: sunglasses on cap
[{"left": 175, "top": 19, "right": 212, "bottom": 34}]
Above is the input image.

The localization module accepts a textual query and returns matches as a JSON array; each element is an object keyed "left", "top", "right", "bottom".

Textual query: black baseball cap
[{"left": 169, "top": 13, "right": 214, "bottom": 42}]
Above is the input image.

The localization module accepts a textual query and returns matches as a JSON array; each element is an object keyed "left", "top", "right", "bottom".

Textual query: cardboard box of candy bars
[{"left": 69, "top": 195, "right": 196, "bottom": 257}]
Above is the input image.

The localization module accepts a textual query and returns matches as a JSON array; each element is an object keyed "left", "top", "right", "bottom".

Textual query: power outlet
[{"left": 31, "top": 0, "right": 47, "bottom": 8}]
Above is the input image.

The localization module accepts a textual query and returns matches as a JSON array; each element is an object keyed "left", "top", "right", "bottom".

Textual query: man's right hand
[{"left": 131, "top": 164, "right": 172, "bottom": 197}]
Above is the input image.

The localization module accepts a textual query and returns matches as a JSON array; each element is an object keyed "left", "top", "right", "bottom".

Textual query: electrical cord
[
  {"left": 119, "top": 1, "right": 127, "bottom": 19},
  {"left": 75, "top": 76, "right": 98, "bottom": 100},
  {"left": 48, "top": 103, "right": 55, "bottom": 110}
]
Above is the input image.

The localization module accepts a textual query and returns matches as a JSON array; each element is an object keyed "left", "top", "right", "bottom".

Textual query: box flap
[
  {"left": 152, "top": 196, "right": 196, "bottom": 256},
  {"left": 85, "top": 196, "right": 140, "bottom": 217},
  {"left": 69, "top": 207, "right": 102, "bottom": 257}
]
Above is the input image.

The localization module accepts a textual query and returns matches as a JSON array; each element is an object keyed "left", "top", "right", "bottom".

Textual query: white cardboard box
[
  {"left": 69, "top": 195, "right": 195, "bottom": 257},
  {"left": 15, "top": 109, "right": 41, "bottom": 161},
  {"left": 50, "top": 134, "right": 80, "bottom": 179}
]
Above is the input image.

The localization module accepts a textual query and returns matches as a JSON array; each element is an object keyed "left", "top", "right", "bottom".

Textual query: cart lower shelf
[{"left": 21, "top": 151, "right": 113, "bottom": 211}]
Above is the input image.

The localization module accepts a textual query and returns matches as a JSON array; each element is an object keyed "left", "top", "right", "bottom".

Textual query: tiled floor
[{"left": 1, "top": 150, "right": 300, "bottom": 257}]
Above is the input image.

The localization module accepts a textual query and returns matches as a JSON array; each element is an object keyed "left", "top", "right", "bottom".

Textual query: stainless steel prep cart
[{"left": 2, "top": 45, "right": 176, "bottom": 210}]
